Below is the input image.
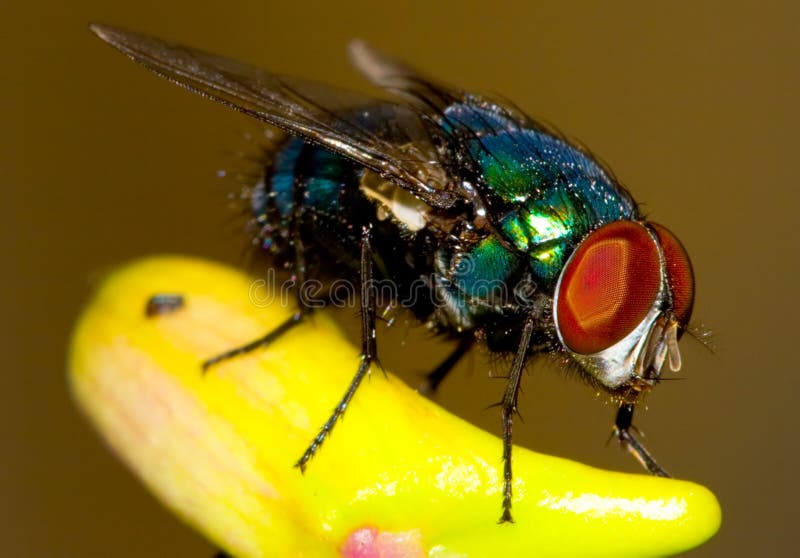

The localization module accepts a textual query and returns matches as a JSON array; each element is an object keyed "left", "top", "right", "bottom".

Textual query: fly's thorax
[
  {"left": 427, "top": 229, "right": 543, "bottom": 333},
  {"left": 489, "top": 181, "right": 637, "bottom": 292},
  {"left": 552, "top": 220, "right": 695, "bottom": 393}
]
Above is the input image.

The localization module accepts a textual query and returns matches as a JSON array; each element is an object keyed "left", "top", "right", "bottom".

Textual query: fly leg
[
  {"left": 201, "top": 311, "right": 305, "bottom": 370},
  {"left": 203, "top": 176, "right": 315, "bottom": 371},
  {"left": 418, "top": 337, "right": 473, "bottom": 395},
  {"left": 199, "top": 272, "right": 312, "bottom": 370},
  {"left": 142, "top": 286, "right": 307, "bottom": 369},
  {"left": 614, "top": 403, "right": 670, "bottom": 477},
  {"left": 499, "top": 312, "right": 536, "bottom": 523},
  {"left": 295, "top": 225, "right": 377, "bottom": 472}
]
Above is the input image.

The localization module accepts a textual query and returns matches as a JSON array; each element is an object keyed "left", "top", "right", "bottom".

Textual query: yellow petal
[{"left": 68, "top": 256, "right": 721, "bottom": 558}]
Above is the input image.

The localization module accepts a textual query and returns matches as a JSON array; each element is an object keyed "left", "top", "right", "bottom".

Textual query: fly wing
[
  {"left": 349, "top": 39, "right": 532, "bottom": 224},
  {"left": 349, "top": 40, "right": 633, "bottom": 217},
  {"left": 90, "top": 24, "right": 456, "bottom": 208},
  {"left": 349, "top": 39, "right": 531, "bottom": 126},
  {"left": 348, "top": 39, "right": 453, "bottom": 106}
]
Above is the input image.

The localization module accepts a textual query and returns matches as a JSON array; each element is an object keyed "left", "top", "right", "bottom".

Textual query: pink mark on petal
[
  {"left": 341, "top": 527, "right": 379, "bottom": 558},
  {"left": 341, "top": 526, "right": 425, "bottom": 558}
]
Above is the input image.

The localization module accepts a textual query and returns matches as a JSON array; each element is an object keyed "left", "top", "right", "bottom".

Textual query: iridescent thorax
[{"left": 442, "top": 102, "right": 637, "bottom": 290}]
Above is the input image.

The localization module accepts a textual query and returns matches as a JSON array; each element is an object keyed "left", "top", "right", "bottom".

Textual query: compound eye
[
  {"left": 556, "top": 221, "right": 661, "bottom": 354},
  {"left": 651, "top": 223, "right": 695, "bottom": 327}
]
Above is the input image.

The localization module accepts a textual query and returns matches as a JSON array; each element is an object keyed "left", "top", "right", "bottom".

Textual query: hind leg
[{"left": 294, "top": 225, "right": 377, "bottom": 471}]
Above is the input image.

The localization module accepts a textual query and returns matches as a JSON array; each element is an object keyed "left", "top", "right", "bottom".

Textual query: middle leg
[
  {"left": 499, "top": 312, "right": 536, "bottom": 523},
  {"left": 418, "top": 336, "right": 474, "bottom": 395}
]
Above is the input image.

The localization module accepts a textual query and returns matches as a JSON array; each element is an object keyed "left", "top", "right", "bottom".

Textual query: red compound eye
[
  {"left": 556, "top": 221, "right": 661, "bottom": 354},
  {"left": 651, "top": 223, "right": 695, "bottom": 327}
]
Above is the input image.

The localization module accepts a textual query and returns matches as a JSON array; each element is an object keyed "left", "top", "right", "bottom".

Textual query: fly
[{"left": 92, "top": 24, "right": 697, "bottom": 523}]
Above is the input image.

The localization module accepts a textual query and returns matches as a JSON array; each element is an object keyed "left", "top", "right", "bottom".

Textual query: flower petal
[{"left": 69, "top": 256, "right": 721, "bottom": 557}]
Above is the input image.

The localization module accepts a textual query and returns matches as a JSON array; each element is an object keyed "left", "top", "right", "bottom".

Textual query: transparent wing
[
  {"left": 349, "top": 39, "right": 531, "bottom": 126},
  {"left": 349, "top": 40, "right": 632, "bottom": 214},
  {"left": 349, "top": 40, "right": 532, "bottom": 222},
  {"left": 90, "top": 24, "right": 456, "bottom": 208}
]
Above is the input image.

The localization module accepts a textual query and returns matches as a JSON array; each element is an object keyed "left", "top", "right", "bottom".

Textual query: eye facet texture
[
  {"left": 557, "top": 221, "right": 661, "bottom": 354},
  {"left": 651, "top": 223, "right": 695, "bottom": 327}
]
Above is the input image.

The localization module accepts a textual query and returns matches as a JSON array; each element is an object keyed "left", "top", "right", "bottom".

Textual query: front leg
[
  {"left": 614, "top": 403, "right": 669, "bottom": 477},
  {"left": 295, "top": 225, "right": 377, "bottom": 471}
]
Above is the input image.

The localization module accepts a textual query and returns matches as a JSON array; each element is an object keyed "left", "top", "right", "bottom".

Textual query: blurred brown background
[{"left": 3, "top": 1, "right": 797, "bottom": 556}]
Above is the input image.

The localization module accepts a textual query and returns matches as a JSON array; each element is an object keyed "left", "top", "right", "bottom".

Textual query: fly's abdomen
[
  {"left": 252, "top": 136, "right": 372, "bottom": 268},
  {"left": 264, "top": 137, "right": 365, "bottom": 221}
]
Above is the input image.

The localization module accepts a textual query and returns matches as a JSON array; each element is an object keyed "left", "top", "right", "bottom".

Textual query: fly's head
[{"left": 552, "top": 220, "right": 695, "bottom": 398}]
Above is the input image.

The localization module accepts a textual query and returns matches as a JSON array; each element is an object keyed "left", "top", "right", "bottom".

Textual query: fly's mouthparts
[
  {"left": 638, "top": 317, "right": 683, "bottom": 381},
  {"left": 666, "top": 321, "right": 682, "bottom": 372}
]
